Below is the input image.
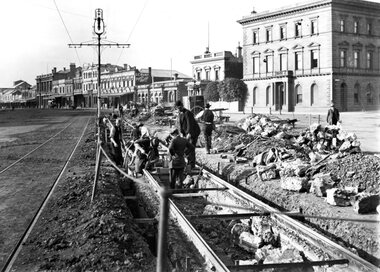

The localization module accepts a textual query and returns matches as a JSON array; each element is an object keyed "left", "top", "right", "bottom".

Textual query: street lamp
[{"left": 93, "top": 8, "right": 104, "bottom": 146}]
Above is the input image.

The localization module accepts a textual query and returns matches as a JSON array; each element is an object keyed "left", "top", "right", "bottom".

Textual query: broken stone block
[
  {"left": 255, "top": 245, "right": 275, "bottom": 262},
  {"left": 238, "top": 232, "right": 263, "bottom": 252},
  {"left": 264, "top": 247, "right": 307, "bottom": 272},
  {"left": 281, "top": 176, "right": 309, "bottom": 192},
  {"left": 231, "top": 223, "right": 251, "bottom": 238},
  {"left": 326, "top": 188, "right": 354, "bottom": 206},
  {"left": 352, "top": 193, "right": 380, "bottom": 214},
  {"left": 309, "top": 173, "right": 335, "bottom": 197},
  {"left": 237, "top": 259, "right": 258, "bottom": 265},
  {"left": 339, "top": 141, "right": 351, "bottom": 152}
]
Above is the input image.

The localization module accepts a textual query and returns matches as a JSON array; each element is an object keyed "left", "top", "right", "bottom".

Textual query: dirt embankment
[{"left": 12, "top": 124, "right": 157, "bottom": 272}]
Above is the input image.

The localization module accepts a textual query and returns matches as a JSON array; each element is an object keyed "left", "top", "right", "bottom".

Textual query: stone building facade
[{"left": 238, "top": 0, "right": 380, "bottom": 113}]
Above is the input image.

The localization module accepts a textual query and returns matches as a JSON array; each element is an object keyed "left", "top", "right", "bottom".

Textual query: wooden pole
[
  {"left": 156, "top": 186, "right": 170, "bottom": 272},
  {"left": 91, "top": 146, "right": 102, "bottom": 203}
]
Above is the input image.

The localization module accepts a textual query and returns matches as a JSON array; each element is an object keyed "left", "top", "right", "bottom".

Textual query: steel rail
[
  {"left": 143, "top": 169, "right": 229, "bottom": 272},
  {"left": 1, "top": 117, "right": 91, "bottom": 272},
  {"left": 0, "top": 118, "right": 78, "bottom": 175},
  {"left": 202, "top": 169, "right": 379, "bottom": 272}
]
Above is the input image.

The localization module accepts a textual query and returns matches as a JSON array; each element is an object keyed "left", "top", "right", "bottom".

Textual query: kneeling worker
[{"left": 168, "top": 128, "right": 195, "bottom": 189}]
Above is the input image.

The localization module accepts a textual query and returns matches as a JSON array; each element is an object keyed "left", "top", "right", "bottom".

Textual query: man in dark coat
[
  {"left": 327, "top": 103, "right": 340, "bottom": 125},
  {"left": 175, "top": 100, "right": 200, "bottom": 168},
  {"left": 168, "top": 128, "right": 194, "bottom": 189},
  {"left": 200, "top": 103, "right": 215, "bottom": 154}
]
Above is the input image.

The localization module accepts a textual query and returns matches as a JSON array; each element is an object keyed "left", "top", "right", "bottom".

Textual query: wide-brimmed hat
[
  {"left": 205, "top": 103, "right": 211, "bottom": 108},
  {"left": 175, "top": 100, "right": 183, "bottom": 107}
]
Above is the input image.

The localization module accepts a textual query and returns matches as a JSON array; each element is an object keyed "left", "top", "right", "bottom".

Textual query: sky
[{"left": 1, "top": 0, "right": 379, "bottom": 87}]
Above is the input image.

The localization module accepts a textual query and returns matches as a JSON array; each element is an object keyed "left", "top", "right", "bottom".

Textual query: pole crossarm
[{"left": 69, "top": 43, "right": 130, "bottom": 48}]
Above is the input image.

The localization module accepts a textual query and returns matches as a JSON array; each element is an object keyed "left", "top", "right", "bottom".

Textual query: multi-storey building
[
  {"left": 36, "top": 63, "right": 76, "bottom": 108},
  {"left": 238, "top": 0, "right": 380, "bottom": 112},
  {"left": 191, "top": 46, "right": 243, "bottom": 82}
]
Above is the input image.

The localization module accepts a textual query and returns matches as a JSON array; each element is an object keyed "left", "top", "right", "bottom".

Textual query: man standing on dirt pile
[
  {"left": 168, "top": 128, "right": 194, "bottom": 189},
  {"left": 327, "top": 103, "right": 340, "bottom": 125},
  {"left": 175, "top": 100, "right": 200, "bottom": 169},
  {"left": 199, "top": 103, "right": 215, "bottom": 154}
]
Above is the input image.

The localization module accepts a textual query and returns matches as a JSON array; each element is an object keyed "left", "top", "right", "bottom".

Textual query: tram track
[
  {"left": 0, "top": 116, "right": 91, "bottom": 272},
  {"left": 136, "top": 142, "right": 379, "bottom": 272},
  {"left": 0, "top": 118, "right": 78, "bottom": 175}
]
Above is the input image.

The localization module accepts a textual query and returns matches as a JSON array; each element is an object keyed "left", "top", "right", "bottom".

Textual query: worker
[
  {"left": 110, "top": 118, "right": 124, "bottom": 166},
  {"left": 199, "top": 103, "right": 215, "bottom": 154},
  {"left": 175, "top": 100, "right": 200, "bottom": 169},
  {"left": 168, "top": 128, "right": 195, "bottom": 189},
  {"left": 134, "top": 129, "right": 160, "bottom": 175}
]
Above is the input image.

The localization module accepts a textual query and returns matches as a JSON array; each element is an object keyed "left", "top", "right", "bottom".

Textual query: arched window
[
  {"left": 310, "top": 83, "right": 317, "bottom": 105},
  {"left": 366, "top": 84, "right": 374, "bottom": 104},
  {"left": 266, "top": 86, "right": 271, "bottom": 105},
  {"left": 296, "top": 84, "right": 302, "bottom": 104},
  {"left": 354, "top": 83, "right": 360, "bottom": 105},
  {"left": 253, "top": 87, "right": 257, "bottom": 105}
]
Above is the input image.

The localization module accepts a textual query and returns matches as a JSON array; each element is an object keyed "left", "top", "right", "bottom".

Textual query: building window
[
  {"left": 295, "top": 22, "right": 302, "bottom": 37},
  {"left": 266, "top": 28, "right": 272, "bottom": 42},
  {"left": 354, "top": 51, "right": 360, "bottom": 68},
  {"left": 196, "top": 71, "right": 201, "bottom": 80},
  {"left": 366, "top": 52, "right": 373, "bottom": 69},
  {"left": 253, "top": 57, "right": 259, "bottom": 74},
  {"left": 354, "top": 84, "right": 360, "bottom": 105},
  {"left": 340, "top": 50, "right": 347, "bottom": 67},
  {"left": 311, "top": 19, "right": 318, "bottom": 35},
  {"left": 296, "top": 85, "right": 302, "bottom": 104},
  {"left": 311, "top": 84, "right": 318, "bottom": 105},
  {"left": 295, "top": 52, "right": 302, "bottom": 70},
  {"left": 253, "top": 30, "right": 258, "bottom": 44},
  {"left": 340, "top": 19, "right": 345, "bottom": 32},
  {"left": 354, "top": 20, "right": 359, "bottom": 34},
  {"left": 310, "top": 50, "right": 318, "bottom": 69},
  {"left": 367, "top": 23, "right": 372, "bottom": 35},
  {"left": 280, "top": 25, "right": 286, "bottom": 40},
  {"left": 205, "top": 70, "right": 210, "bottom": 80},
  {"left": 215, "top": 70, "right": 219, "bottom": 80},
  {"left": 266, "top": 86, "right": 270, "bottom": 105},
  {"left": 280, "top": 53, "right": 287, "bottom": 71},
  {"left": 265, "top": 55, "right": 273, "bottom": 73},
  {"left": 253, "top": 87, "right": 257, "bottom": 105}
]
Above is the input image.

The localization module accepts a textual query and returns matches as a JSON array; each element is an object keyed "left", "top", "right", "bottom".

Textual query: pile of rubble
[{"left": 206, "top": 114, "right": 379, "bottom": 214}]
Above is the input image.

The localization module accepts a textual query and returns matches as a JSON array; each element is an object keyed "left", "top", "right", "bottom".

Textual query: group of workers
[{"left": 104, "top": 100, "right": 216, "bottom": 190}]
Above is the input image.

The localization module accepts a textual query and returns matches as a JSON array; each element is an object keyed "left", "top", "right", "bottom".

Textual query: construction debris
[{"left": 352, "top": 193, "right": 380, "bottom": 214}]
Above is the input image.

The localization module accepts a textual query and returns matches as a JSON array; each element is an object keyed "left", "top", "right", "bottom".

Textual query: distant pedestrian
[
  {"left": 175, "top": 100, "right": 200, "bottom": 169},
  {"left": 110, "top": 118, "right": 124, "bottom": 166},
  {"left": 119, "top": 104, "right": 124, "bottom": 118},
  {"left": 168, "top": 128, "right": 194, "bottom": 189},
  {"left": 199, "top": 103, "right": 215, "bottom": 154},
  {"left": 327, "top": 103, "right": 340, "bottom": 125}
]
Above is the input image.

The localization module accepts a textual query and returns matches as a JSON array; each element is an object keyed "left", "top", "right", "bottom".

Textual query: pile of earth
[
  {"left": 13, "top": 123, "right": 156, "bottom": 271},
  {"left": 322, "top": 153, "right": 380, "bottom": 194}
]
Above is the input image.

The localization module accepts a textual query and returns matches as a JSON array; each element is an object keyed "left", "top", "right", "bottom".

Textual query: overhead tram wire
[
  {"left": 53, "top": 0, "right": 81, "bottom": 65},
  {"left": 115, "top": 0, "right": 150, "bottom": 65}
]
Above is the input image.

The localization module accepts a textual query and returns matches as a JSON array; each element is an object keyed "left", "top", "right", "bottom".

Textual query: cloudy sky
[{"left": 1, "top": 0, "right": 379, "bottom": 87}]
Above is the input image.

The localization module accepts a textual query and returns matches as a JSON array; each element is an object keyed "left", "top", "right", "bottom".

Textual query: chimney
[
  {"left": 251, "top": 6, "right": 257, "bottom": 14},
  {"left": 204, "top": 47, "right": 210, "bottom": 54},
  {"left": 63, "top": 67, "right": 66, "bottom": 71},
  {"left": 124, "top": 64, "right": 129, "bottom": 70},
  {"left": 236, "top": 42, "right": 242, "bottom": 58},
  {"left": 70, "top": 63, "right": 76, "bottom": 72},
  {"left": 173, "top": 73, "right": 178, "bottom": 80},
  {"left": 52, "top": 67, "right": 57, "bottom": 74}
]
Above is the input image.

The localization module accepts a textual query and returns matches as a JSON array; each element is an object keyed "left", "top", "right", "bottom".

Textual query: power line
[
  {"left": 53, "top": 0, "right": 81, "bottom": 65},
  {"left": 116, "top": 0, "right": 150, "bottom": 65}
]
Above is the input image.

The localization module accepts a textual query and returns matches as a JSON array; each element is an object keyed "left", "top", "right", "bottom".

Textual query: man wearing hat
[
  {"left": 200, "top": 103, "right": 215, "bottom": 154},
  {"left": 326, "top": 103, "right": 340, "bottom": 125},
  {"left": 175, "top": 100, "right": 200, "bottom": 168},
  {"left": 168, "top": 128, "right": 195, "bottom": 189}
]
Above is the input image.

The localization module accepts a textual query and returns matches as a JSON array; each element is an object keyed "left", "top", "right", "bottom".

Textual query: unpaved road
[{"left": 0, "top": 109, "right": 93, "bottom": 269}]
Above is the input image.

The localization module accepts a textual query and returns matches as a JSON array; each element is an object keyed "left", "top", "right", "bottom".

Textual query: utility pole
[{"left": 69, "top": 8, "right": 130, "bottom": 146}]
